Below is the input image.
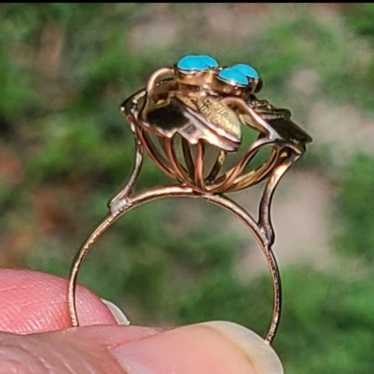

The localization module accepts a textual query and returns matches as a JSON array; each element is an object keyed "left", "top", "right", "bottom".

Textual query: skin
[{"left": 0, "top": 269, "right": 283, "bottom": 373}]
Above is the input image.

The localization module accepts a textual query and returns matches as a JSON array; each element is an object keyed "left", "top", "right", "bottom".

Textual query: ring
[{"left": 68, "top": 54, "right": 312, "bottom": 344}]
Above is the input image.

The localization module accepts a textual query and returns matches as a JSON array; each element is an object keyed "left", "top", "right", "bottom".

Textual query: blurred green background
[{"left": 1, "top": 3, "right": 374, "bottom": 373}]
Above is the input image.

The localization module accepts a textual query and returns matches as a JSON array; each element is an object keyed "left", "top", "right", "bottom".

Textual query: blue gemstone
[
  {"left": 218, "top": 67, "right": 249, "bottom": 87},
  {"left": 231, "top": 64, "right": 259, "bottom": 80},
  {"left": 177, "top": 54, "right": 218, "bottom": 72}
]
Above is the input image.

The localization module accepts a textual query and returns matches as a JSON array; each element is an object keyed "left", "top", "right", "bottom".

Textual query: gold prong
[
  {"left": 163, "top": 137, "right": 189, "bottom": 183},
  {"left": 182, "top": 137, "right": 195, "bottom": 179},
  {"left": 194, "top": 141, "right": 205, "bottom": 190},
  {"left": 206, "top": 149, "right": 226, "bottom": 183}
]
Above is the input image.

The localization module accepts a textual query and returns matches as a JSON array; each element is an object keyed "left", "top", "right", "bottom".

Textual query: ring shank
[{"left": 68, "top": 185, "right": 281, "bottom": 344}]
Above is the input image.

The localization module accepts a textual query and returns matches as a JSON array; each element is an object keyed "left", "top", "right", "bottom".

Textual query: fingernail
[
  {"left": 200, "top": 321, "right": 284, "bottom": 374},
  {"left": 101, "top": 298, "right": 130, "bottom": 326},
  {"left": 111, "top": 320, "right": 283, "bottom": 374}
]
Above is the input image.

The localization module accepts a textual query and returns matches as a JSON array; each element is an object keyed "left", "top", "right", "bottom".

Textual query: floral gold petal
[{"left": 196, "top": 97, "right": 242, "bottom": 141}]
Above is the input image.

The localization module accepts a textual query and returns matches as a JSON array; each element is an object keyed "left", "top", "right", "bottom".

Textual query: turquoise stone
[
  {"left": 230, "top": 64, "right": 259, "bottom": 80},
  {"left": 218, "top": 63, "right": 260, "bottom": 87},
  {"left": 177, "top": 54, "right": 218, "bottom": 72},
  {"left": 218, "top": 67, "right": 249, "bottom": 87}
]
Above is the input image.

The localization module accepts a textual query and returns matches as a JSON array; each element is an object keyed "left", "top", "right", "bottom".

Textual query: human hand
[{"left": 0, "top": 269, "right": 283, "bottom": 373}]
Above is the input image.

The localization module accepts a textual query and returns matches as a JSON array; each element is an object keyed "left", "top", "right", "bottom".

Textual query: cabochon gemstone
[
  {"left": 177, "top": 54, "right": 219, "bottom": 72},
  {"left": 231, "top": 64, "right": 259, "bottom": 80},
  {"left": 218, "top": 67, "right": 249, "bottom": 87}
]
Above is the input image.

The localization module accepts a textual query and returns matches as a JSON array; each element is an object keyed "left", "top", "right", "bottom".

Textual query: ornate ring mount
[{"left": 68, "top": 54, "right": 312, "bottom": 344}]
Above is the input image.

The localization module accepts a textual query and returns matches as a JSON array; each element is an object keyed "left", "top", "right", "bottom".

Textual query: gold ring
[{"left": 68, "top": 54, "right": 312, "bottom": 344}]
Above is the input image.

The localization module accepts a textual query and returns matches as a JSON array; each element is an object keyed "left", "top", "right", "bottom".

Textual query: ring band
[{"left": 68, "top": 54, "right": 312, "bottom": 344}]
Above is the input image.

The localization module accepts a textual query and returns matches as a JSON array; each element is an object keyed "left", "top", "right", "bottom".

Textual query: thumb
[{"left": 0, "top": 322, "right": 283, "bottom": 373}]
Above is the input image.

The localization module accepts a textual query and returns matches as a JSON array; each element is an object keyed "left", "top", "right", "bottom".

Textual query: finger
[
  {"left": 0, "top": 326, "right": 158, "bottom": 374},
  {"left": 0, "top": 269, "right": 119, "bottom": 334},
  {"left": 0, "top": 322, "right": 283, "bottom": 373},
  {"left": 111, "top": 321, "right": 283, "bottom": 374}
]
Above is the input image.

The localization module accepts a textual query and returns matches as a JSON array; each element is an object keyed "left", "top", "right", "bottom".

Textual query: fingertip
[{"left": 0, "top": 268, "right": 117, "bottom": 334}]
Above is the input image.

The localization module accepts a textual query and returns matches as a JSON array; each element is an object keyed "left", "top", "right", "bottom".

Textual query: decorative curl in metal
[{"left": 68, "top": 54, "right": 312, "bottom": 345}]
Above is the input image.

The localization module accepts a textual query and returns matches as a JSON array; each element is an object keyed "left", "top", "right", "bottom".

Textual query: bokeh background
[{"left": 1, "top": 3, "right": 374, "bottom": 373}]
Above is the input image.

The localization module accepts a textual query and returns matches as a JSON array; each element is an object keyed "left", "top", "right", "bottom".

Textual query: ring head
[{"left": 122, "top": 54, "right": 311, "bottom": 193}]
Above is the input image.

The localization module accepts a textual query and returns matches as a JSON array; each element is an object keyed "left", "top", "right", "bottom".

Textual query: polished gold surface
[{"left": 68, "top": 55, "right": 311, "bottom": 345}]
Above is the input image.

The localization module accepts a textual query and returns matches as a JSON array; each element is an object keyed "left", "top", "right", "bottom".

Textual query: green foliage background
[{"left": 1, "top": 4, "right": 374, "bottom": 373}]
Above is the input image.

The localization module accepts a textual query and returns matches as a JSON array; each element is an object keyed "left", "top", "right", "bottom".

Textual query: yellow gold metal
[{"left": 68, "top": 56, "right": 312, "bottom": 345}]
